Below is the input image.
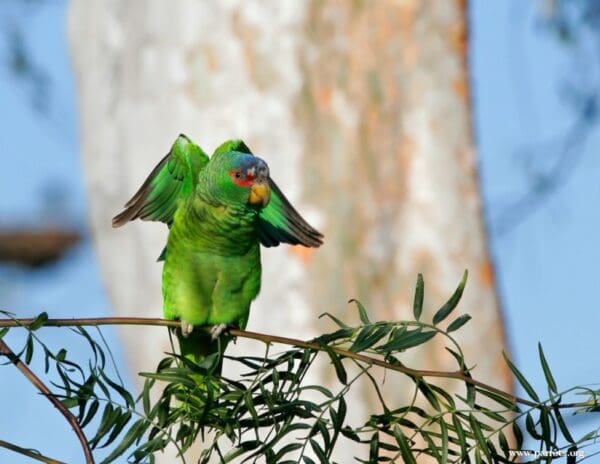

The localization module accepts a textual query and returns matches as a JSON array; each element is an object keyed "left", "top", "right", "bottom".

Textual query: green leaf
[
  {"left": 100, "top": 369, "right": 135, "bottom": 408},
  {"left": 512, "top": 421, "right": 524, "bottom": 449},
  {"left": 554, "top": 404, "right": 575, "bottom": 444},
  {"left": 349, "top": 299, "right": 371, "bottom": 325},
  {"left": 538, "top": 343, "right": 557, "bottom": 394},
  {"left": 29, "top": 312, "right": 48, "bottom": 331},
  {"left": 465, "top": 373, "right": 476, "bottom": 407},
  {"left": 61, "top": 397, "right": 79, "bottom": 408},
  {"left": 428, "top": 383, "right": 456, "bottom": 409},
  {"left": 244, "top": 394, "right": 259, "bottom": 426},
  {"left": 377, "top": 328, "right": 436, "bottom": 353},
  {"left": 452, "top": 415, "right": 468, "bottom": 460},
  {"left": 393, "top": 426, "right": 416, "bottom": 464},
  {"left": 445, "top": 347, "right": 466, "bottom": 369},
  {"left": 142, "top": 379, "right": 153, "bottom": 416},
  {"left": 420, "top": 431, "right": 441, "bottom": 461},
  {"left": 100, "top": 410, "right": 133, "bottom": 449},
  {"left": 91, "top": 403, "right": 117, "bottom": 449},
  {"left": 418, "top": 381, "right": 441, "bottom": 411},
  {"left": 369, "top": 432, "right": 379, "bottom": 462},
  {"left": 0, "top": 327, "right": 9, "bottom": 339},
  {"left": 313, "top": 327, "right": 355, "bottom": 345},
  {"left": 349, "top": 324, "right": 391, "bottom": 353},
  {"left": 321, "top": 345, "right": 347, "bottom": 385},
  {"left": 475, "top": 387, "right": 519, "bottom": 412},
  {"left": 440, "top": 419, "right": 449, "bottom": 463},
  {"left": 503, "top": 351, "right": 540, "bottom": 401},
  {"left": 80, "top": 400, "right": 99, "bottom": 428},
  {"left": 432, "top": 270, "right": 468, "bottom": 325},
  {"left": 447, "top": 314, "right": 472, "bottom": 333},
  {"left": 540, "top": 409, "right": 554, "bottom": 449},
  {"left": 309, "top": 438, "right": 328, "bottom": 464},
  {"left": 24, "top": 335, "right": 34, "bottom": 364},
  {"left": 55, "top": 348, "right": 67, "bottom": 362},
  {"left": 525, "top": 412, "right": 542, "bottom": 440},
  {"left": 329, "top": 397, "right": 347, "bottom": 430},
  {"left": 498, "top": 430, "right": 509, "bottom": 456},
  {"left": 100, "top": 418, "right": 148, "bottom": 464},
  {"left": 318, "top": 312, "right": 349, "bottom": 328},
  {"left": 469, "top": 413, "right": 492, "bottom": 461},
  {"left": 413, "top": 273, "right": 424, "bottom": 321},
  {"left": 273, "top": 443, "right": 303, "bottom": 462}
]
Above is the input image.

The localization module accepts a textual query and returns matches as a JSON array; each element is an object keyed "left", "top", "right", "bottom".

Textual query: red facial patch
[{"left": 229, "top": 169, "right": 254, "bottom": 187}]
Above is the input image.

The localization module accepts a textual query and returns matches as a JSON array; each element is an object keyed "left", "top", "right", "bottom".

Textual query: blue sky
[{"left": 0, "top": 1, "right": 598, "bottom": 462}]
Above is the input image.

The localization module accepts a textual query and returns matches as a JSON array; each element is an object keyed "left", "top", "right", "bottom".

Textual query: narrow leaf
[
  {"left": 318, "top": 312, "right": 349, "bottom": 328},
  {"left": 554, "top": 405, "right": 575, "bottom": 444},
  {"left": 29, "top": 312, "right": 48, "bottom": 331},
  {"left": 432, "top": 270, "right": 468, "bottom": 325},
  {"left": 503, "top": 351, "right": 540, "bottom": 401},
  {"left": 322, "top": 345, "right": 347, "bottom": 385},
  {"left": 349, "top": 299, "right": 371, "bottom": 325},
  {"left": 393, "top": 426, "right": 416, "bottom": 464},
  {"left": 369, "top": 432, "right": 379, "bottom": 462},
  {"left": 538, "top": 343, "right": 557, "bottom": 393},
  {"left": 525, "top": 412, "right": 542, "bottom": 440},
  {"left": 309, "top": 438, "right": 328, "bottom": 464},
  {"left": 452, "top": 415, "right": 468, "bottom": 459},
  {"left": 413, "top": 273, "right": 424, "bottom": 320},
  {"left": 512, "top": 421, "right": 524, "bottom": 449},
  {"left": 418, "top": 381, "right": 441, "bottom": 411},
  {"left": 447, "top": 314, "right": 472, "bottom": 333},
  {"left": 469, "top": 414, "right": 492, "bottom": 461}
]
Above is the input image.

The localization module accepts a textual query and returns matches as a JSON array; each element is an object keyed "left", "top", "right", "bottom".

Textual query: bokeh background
[{"left": 1, "top": 1, "right": 599, "bottom": 462}]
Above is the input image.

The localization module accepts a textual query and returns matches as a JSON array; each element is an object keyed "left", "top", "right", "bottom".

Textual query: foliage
[{"left": 0, "top": 272, "right": 599, "bottom": 463}]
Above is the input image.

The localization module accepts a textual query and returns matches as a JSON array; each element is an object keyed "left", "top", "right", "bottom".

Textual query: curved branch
[
  {"left": 0, "top": 439, "right": 66, "bottom": 464},
  {"left": 0, "top": 339, "right": 94, "bottom": 464},
  {"left": 0, "top": 316, "right": 593, "bottom": 411}
]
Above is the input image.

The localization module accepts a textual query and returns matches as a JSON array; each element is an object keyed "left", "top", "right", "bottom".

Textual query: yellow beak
[{"left": 248, "top": 181, "right": 270, "bottom": 207}]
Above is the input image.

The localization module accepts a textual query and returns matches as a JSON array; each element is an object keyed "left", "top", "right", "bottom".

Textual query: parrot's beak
[{"left": 249, "top": 180, "right": 270, "bottom": 207}]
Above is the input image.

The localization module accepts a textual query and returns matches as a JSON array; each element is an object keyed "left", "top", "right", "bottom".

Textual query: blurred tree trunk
[{"left": 70, "top": 0, "right": 511, "bottom": 460}]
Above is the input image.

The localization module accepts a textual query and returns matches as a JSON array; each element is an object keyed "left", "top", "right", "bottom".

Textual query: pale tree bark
[{"left": 69, "top": 0, "right": 511, "bottom": 461}]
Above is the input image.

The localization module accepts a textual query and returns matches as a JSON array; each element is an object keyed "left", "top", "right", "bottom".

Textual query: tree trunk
[{"left": 69, "top": 0, "right": 511, "bottom": 461}]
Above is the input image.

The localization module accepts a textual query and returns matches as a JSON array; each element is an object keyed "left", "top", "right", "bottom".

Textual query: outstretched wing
[
  {"left": 258, "top": 180, "right": 323, "bottom": 248},
  {"left": 212, "top": 139, "right": 323, "bottom": 248},
  {"left": 112, "top": 134, "right": 209, "bottom": 227}
]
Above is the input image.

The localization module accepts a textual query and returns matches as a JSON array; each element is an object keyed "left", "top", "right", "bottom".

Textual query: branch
[
  {"left": 0, "top": 338, "right": 95, "bottom": 464},
  {"left": 0, "top": 316, "right": 593, "bottom": 411},
  {"left": 0, "top": 229, "right": 81, "bottom": 267},
  {"left": 0, "top": 439, "right": 66, "bottom": 464}
]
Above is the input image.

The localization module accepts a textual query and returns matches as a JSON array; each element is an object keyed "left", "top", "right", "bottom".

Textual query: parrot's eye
[{"left": 235, "top": 172, "right": 242, "bottom": 179}]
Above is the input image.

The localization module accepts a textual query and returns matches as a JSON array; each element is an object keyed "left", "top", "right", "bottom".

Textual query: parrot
[{"left": 112, "top": 134, "right": 323, "bottom": 377}]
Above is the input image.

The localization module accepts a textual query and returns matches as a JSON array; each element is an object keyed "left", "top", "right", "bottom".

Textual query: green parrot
[{"left": 112, "top": 134, "right": 323, "bottom": 374}]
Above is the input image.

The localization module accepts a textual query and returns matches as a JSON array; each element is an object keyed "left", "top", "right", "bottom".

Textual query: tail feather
[{"left": 175, "top": 328, "right": 231, "bottom": 378}]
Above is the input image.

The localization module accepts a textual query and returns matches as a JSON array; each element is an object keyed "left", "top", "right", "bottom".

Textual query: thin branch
[
  {"left": 0, "top": 439, "right": 66, "bottom": 464},
  {"left": 0, "top": 338, "right": 95, "bottom": 464},
  {"left": 0, "top": 316, "right": 594, "bottom": 411}
]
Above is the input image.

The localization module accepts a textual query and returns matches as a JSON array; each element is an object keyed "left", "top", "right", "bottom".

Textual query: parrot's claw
[
  {"left": 210, "top": 323, "right": 228, "bottom": 340},
  {"left": 180, "top": 320, "right": 194, "bottom": 338}
]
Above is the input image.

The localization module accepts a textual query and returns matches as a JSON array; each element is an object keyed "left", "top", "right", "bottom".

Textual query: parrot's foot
[
  {"left": 210, "top": 323, "right": 229, "bottom": 340},
  {"left": 180, "top": 320, "right": 194, "bottom": 338}
]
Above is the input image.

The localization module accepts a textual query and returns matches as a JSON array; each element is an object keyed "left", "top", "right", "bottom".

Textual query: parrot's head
[{"left": 208, "top": 151, "right": 271, "bottom": 209}]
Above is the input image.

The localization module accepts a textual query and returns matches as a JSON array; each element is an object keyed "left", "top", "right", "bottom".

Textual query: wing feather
[
  {"left": 258, "top": 179, "right": 323, "bottom": 248},
  {"left": 112, "top": 134, "right": 209, "bottom": 228}
]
